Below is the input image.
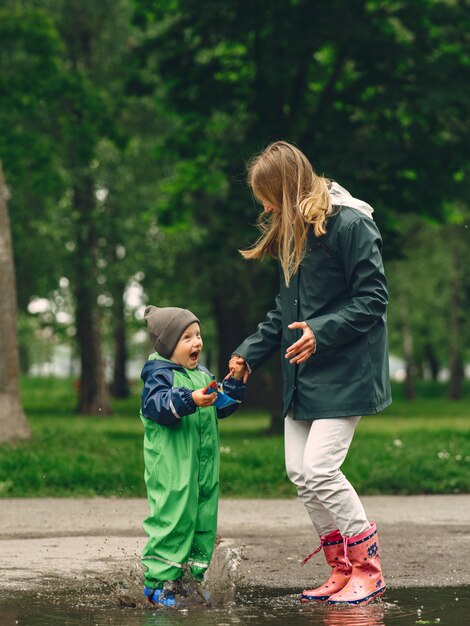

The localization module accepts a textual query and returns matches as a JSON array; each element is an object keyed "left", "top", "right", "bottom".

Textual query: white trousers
[{"left": 284, "top": 414, "right": 369, "bottom": 538}]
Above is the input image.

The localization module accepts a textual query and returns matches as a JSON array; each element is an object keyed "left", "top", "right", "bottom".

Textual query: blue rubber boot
[{"left": 144, "top": 586, "right": 176, "bottom": 607}]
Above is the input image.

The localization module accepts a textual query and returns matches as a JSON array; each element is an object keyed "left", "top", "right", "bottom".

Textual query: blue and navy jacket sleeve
[
  {"left": 217, "top": 377, "right": 247, "bottom": 419},
  {"left": 140, "top": 360, "right": 197, "bottom": 426}
]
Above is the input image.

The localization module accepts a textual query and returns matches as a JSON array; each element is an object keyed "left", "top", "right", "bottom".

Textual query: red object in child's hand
[
  {"left": 202, "top": 380, "right": 238, "bottom": 409},
  {"left": 203, "top": 380, "right": 218, "bottom": 394}
]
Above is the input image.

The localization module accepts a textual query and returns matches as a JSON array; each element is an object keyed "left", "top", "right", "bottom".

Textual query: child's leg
[
  {"left": 284, "top": 414, "right": 337, "bottom": 536},
  {"left": 141, "top": 420, "right": 200, "bottom": 588},
  {"left": 187, "top": 481, "right": 219, "bottom": 582},
  {"left": 302, "top": 416, "right": 369, "bottom": 537},
  {"left": 187, "top": 415, "right": 220, "bottom": 582},
  {"left": 142, "top": 487, "right": 197, "bottom": 587}
]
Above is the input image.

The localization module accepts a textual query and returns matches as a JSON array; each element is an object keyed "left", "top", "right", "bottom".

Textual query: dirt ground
[{"left": 1, "top": 495, "right": 469, "bottom": 594}]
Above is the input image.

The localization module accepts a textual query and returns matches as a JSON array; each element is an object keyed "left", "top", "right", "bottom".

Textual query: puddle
[
  {"left": 0, "top": 546, "right": 467, "bottom": 624},
  {"left": 0, "top": 586, "right": 468, "bottom": 626}
]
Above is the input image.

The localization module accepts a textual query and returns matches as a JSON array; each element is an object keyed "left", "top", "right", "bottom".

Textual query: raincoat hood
[
  {"left": 140, "top": 354, "right": 182, "bottom": 384},
  {"left": 328, "top": 182, "right": 374, "bottom": 219}
]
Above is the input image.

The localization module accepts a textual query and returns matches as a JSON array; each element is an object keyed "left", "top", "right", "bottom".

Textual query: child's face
[{"left": 171, "top": 322, "right": 203, "bottom": 370}]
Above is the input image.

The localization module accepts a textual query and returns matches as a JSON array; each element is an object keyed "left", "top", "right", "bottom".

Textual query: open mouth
[{"left": 189, "top": 351, "right": 200, "bottom": 362}]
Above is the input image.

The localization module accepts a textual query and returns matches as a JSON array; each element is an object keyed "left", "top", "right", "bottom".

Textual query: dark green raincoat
[{"left": 234, "top": 205, "right": 392, "bottom": 419}]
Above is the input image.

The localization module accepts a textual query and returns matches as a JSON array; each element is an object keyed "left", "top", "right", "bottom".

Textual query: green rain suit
[{"left": 140, "top": 353, "right": 245, "bottom": 588}]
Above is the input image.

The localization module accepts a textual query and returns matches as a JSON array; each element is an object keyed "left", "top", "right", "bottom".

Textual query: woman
[{"left": 229, "top": 141, "right": 391, "bottom": 606}]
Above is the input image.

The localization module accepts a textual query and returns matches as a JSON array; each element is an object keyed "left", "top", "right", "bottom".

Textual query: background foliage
[
  {"left": 0, "top": 0, "right": 469, "bottom": 424},
  {"left": 1, "top": 378, "right": 469, "bottom": 497}
]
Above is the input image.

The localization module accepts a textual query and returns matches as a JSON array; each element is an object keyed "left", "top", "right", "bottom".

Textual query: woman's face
[
  {"left": 259, "top": 195, "right": 280, "bottom": 214},
  {"left": 252, "top": 184, "right": 280, "bottom": 214},
  {"left": 263, "top": 202, "right": 277, "bottom": 214}
]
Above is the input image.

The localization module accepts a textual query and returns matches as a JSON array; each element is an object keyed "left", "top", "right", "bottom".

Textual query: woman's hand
[
  {"left": 226, "top": 358, "right": 246, "bottom": 381},
  {"left": 192, "top": 389, "right": 217, "bottom": 407},
  {"left": 226, "top": 355, "right": 250, "bottom": 384},
  {"left": 285, "top": 322, "right": 316, "bottom": 364}
]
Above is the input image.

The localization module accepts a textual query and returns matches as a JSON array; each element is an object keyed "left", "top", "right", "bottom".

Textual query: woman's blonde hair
[{"left": 240, "top": 141, "right": 333, "bottom": 286}]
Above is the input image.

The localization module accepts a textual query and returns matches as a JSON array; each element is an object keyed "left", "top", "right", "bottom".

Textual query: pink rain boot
[
  {"left": 328, "top": 522, "right": 385, "bottom": 606},
  {"left": 300, "top": 530, "right": 352, "bottom": 602}
]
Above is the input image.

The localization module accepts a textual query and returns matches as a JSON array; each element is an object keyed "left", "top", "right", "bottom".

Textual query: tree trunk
[
  {"left": 212, "top": 283, "right": 283, "bottom": 426},
  {"left": 0, "top": 164, "right": 31, "bottom": 442},
  {"left": 398, "top": 289, "right": 415, "bottom": 400},
  {"left": 449, "top": 353, "right": 464, "bottom": 400},
  {"left": 448, "top": 232, "right": 464, "bottom": 400},
  {"left": 213, "top": 293, "right": 246, "bottom": 381},
  {"left": 73, "top": 177, "right": 112, "bottom": 415},
  {"left": 423, "top": 343, "right": 440, "bottom": 381},
  {"left": 110, "top": 283, "right": 129, "bottom": 398},
  {"left": 75, "top": 300, "right": 111, "bottom": 415},
  {"left": 264, "top": 357, "right": 284, "bottom": 434}
]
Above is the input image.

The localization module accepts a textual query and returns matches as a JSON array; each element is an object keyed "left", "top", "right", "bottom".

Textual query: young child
[{"left": 140, "top": 305, "right": 245, "bottom": 607}]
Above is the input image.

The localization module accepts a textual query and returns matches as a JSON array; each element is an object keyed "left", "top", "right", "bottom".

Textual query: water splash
[
  {"left": 94, "top": 556, "right": 147, "bottom": 608},
  {"left": 92, "top": 540, "right": 244, "bottom": 610},
  {"left": 204, "top": 542, "right": 244, "bottom": 607}
]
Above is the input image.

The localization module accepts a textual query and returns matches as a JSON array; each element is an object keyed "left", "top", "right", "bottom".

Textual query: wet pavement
[
  {"left": 1, "top": 496, "right": 470, "bottom": 624},
  {"left": 1, "top": 496, "right": 469, "bottom": 591}
]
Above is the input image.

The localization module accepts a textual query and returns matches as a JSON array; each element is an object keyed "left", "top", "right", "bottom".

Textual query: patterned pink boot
[
  {"left": 328, "top": 522, "right": 386, "bottom": 606},
  {"left": 300, "top": 530, "right": 352, "bottom": 602}
]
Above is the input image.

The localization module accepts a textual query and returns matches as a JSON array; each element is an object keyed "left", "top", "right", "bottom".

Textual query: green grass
[{"left": 0, "top": 378, "right": 469, "bottom": 497}]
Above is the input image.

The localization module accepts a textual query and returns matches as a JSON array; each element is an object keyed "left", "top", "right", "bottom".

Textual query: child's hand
[{"left": 192, "top": 388, "right": 217, "bottom": 407}]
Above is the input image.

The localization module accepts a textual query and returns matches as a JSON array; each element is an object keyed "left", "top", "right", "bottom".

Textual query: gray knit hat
[{"left": 144, "top": 305, "right": 200, "bottom": 359}]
